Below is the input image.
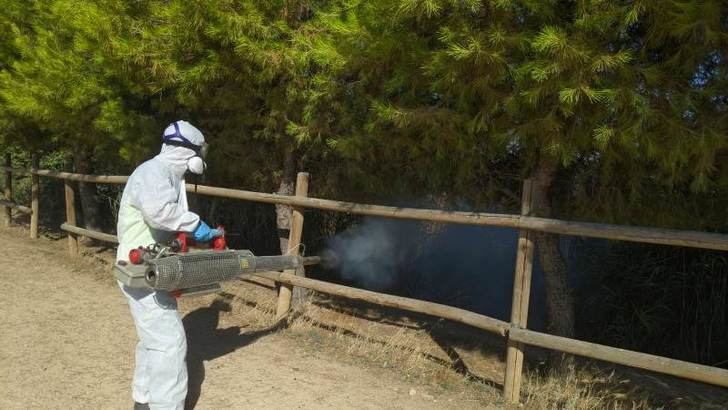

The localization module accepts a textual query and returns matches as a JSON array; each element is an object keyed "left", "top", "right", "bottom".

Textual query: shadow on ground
[{"left": 182, "top": 299, "right": 284, "bottom": 410}]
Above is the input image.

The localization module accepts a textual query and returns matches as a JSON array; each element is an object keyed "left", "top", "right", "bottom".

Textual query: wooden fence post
[
  {"left": 3, "top": 153, "right": 11, "bottom": 226},
  {"left": 503, "top": 179, "right": 535, "bottom": 403},
  {"left": 64, "top": 159, "right": 78, "bottom": 256},
  {"left": 276, "top": 172, "right": 310, "bottom": 320},
  {"left": 30, "top": 153, "right": 40, "bottom": 239}
]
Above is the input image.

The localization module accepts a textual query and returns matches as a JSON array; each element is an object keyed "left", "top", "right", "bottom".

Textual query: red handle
[
  {"left": 176, "top": 226, "right": 223, "bottom": 252},
  {"left": 213, "top": 226, "right": 226, "bottom": 250},
  {"left": 177, "top": 232, "right": 188, "bottom": 253}
]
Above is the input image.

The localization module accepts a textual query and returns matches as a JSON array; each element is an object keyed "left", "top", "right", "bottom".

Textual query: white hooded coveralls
[{"left": 116, "top": 143, "right": 201, "bottom": 410}]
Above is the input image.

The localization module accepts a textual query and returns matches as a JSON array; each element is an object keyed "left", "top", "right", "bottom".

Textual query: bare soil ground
[{"left": 0, "top": 225, "right": 500, "bottom": 409}]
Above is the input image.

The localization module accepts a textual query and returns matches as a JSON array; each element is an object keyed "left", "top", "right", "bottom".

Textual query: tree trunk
[
  {"left": 531, "top": 159, "right": 575, "bottom": 339},
  {"left": 74, "top": 152, "right": 102, "bottom": 234},
  {"left": 275, "top": 145, "right": 296, "bottom": 255}
]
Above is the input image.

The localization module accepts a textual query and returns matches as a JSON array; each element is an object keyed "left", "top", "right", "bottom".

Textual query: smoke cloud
[
  {"left": 323, "top": 216, "right": 560, "bottom": 329},
  {"left": 325, "top": 218, "right": 419, "bottom": 290}
]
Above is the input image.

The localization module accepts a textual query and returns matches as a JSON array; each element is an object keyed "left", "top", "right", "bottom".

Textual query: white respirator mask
[{"left": 187, "top": 155, "right": 206, "bottom": 175}]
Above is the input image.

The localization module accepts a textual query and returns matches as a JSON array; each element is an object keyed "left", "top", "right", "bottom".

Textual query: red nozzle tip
[{"left": 129, "top": 248, "right": 144, "bottom": 265}]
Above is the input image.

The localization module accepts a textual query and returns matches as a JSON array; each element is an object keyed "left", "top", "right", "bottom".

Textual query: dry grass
[
  {"left": 285, "top": 301, "right": 504, "bottom": 407},
  {"left": 208, "top": 281, "right": 630, "bottom": 408},
  {"left": 289, "top": 303, "right": 478, "bottom": 384},
  {"left": 205, "top": 279, "right": 728, "bottom": 410},
  {"left": 208, "top": 280, "right": 504, "bottom": 407},
  {"left": 522, "top": 363, "right": 656, "bottom": 410},
  {"left": 285, "top": 299, "right": 662, "bottom": 409}
]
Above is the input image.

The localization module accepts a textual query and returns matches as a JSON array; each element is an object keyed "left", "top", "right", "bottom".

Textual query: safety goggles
[{"left": 163, "top": 122, "right": 209, "bottom": 158}]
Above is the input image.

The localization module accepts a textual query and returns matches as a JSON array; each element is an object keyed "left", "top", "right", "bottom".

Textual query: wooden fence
[{"left": 2, "top": 157, "right": 728, "bottom": 402}]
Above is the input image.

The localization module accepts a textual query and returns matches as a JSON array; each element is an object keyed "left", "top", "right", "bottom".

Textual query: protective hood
[
  {"left": 163, "top": 120, "right": 205, "bottom": 146},
  {"left": 157, "top": 120, "right": 207, "bottom": 176}
]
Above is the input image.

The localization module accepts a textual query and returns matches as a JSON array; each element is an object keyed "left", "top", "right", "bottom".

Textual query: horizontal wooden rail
[
  {"left": 185, "top": 183, "right": 728, "bottom": 251},
  {"left": 1, "top": 167, "right": 128, "bottom": 184},
  {"left": 521, "top": 217, "right": 728, "bottom": 251},
  {"left": 185, "top": 182, "right": 521, "bottom": 227},
  {"left": 6, "top": 166, "right": 728, "bottom": 251},
  {"left": 60, "top": 223, "right": 119, "bottom": 244},
  {"left": 509, "top": 327, "right": 728, "bottom": 388},
  {"left": 0, "top": 199, "right": 32, "bottom": 214},
  {"left": 241, "top": 276, "right": 278, "bottom": 290},
  {"left": 253, "top": 270, "right": 509, "bottom": 337}
]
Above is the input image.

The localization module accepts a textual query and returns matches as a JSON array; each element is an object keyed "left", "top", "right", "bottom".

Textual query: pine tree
[
  {"left": 0, "top": 0, "right": 161, "bottom": 229},
  {"left": 313, "top": 0, "right": 728, "bottom": 339}
]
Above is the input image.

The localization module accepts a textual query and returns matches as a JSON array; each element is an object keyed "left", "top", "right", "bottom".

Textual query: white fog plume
[
  {"left": 324, "top": 215, "right": 554, "bottom": 329},
  {"left": 325, "top": 218, "right": 416, "bottom": 290}
]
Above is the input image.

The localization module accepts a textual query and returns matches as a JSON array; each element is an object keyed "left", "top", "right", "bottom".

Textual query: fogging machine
[{"left": 114, "top": 230, "right": 320, "bottom": 297}]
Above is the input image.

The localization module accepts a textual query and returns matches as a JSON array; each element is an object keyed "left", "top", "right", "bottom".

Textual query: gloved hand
[{"left": 193, "top": 221, "right": 223, "bottom": 242}]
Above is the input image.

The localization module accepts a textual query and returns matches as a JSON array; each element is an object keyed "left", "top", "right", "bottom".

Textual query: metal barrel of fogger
[{"left": 144, "top": 250, "right": 321, "bottom": 291}]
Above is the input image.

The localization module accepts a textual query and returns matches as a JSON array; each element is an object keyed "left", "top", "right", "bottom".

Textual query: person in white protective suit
[{"left": 116, "top": 120, "right": 223, "bottom": 410}]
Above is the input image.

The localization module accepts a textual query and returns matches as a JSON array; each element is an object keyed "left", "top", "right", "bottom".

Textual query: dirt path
[{"left": 0, "top": 226, "right": 493, "bottom": 410}]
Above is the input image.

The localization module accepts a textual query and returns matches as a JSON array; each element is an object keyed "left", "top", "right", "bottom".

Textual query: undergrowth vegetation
[{"left": 577, "top": 243, "right": 728, "bottom": 367}]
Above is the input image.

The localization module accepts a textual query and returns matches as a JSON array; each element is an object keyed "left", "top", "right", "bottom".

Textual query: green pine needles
[{"left": 0, "top": 0, "right": 726, "bottom": 226}]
